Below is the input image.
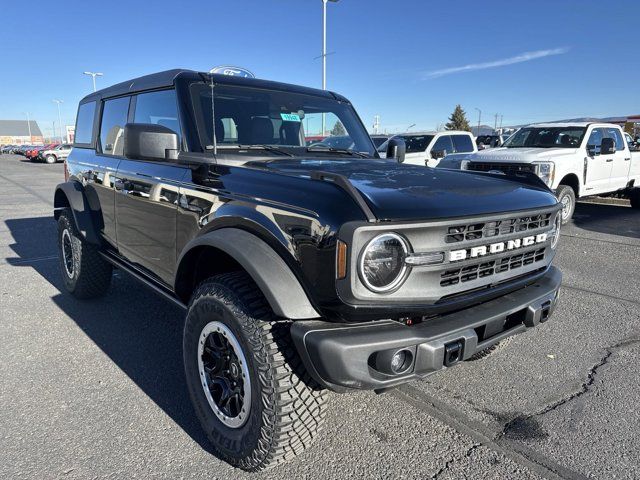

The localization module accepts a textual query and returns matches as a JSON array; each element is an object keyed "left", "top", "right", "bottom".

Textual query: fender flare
[
  {"left": 53, "top": 181, "right": 101, "bottom": 245},
  {"left": 177, "top": 228, "right": 321, "bottom": 320}
]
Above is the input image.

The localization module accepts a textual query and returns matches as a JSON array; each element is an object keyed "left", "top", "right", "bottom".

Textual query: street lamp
[
  {"left": 83, "top": 71, "right": 103, "bottom": 92},
  {"left": 22, "top": 112, "right": 32, "bottom": 143},
  {"left": 321, "top": 0, "right": 339, "bottom": 135},
  {"left": 53, "top": 99, "right": 64, "bottom": 143},
  {"left": 474, "top": 108, "right": 482, "bottom": 136},
  {"left": 406, "top": 123, "right": 416, "bottom": 132}
]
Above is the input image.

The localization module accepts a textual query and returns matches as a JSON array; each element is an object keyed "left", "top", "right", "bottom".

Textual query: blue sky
[{"left": 1, "top": 0, "right": 637, "bottom": 137}]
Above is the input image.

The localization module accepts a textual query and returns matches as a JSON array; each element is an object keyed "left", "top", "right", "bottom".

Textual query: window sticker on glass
[{"left": 280, "top": 113, "right": 301, "bottom": 122}]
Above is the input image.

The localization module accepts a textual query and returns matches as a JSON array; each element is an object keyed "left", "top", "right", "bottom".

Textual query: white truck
[
  {"left": 378, "top": 130, "right": 477, "bottom": 167},
  {"left": 438, "top": 123, "right": 640, "bottom": 223}
]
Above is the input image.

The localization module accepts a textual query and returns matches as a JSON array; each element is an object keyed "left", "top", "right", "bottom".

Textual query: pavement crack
[
  {"left": 431, "top": 442, "right": 482, "bottom": 479},
  {"left": 500, "top": 336, "right": 640, "bottom": 440}
]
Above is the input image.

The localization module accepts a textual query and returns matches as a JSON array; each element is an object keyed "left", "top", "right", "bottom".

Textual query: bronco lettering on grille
[{"left": 449, "top": 233, "right": 548, "bottom": 262}]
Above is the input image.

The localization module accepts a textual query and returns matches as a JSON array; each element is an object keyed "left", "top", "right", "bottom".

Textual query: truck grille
[
  {"left": 467, "top": 162, "right": 536, "bottom": 175},
  {"left": 445, "top": 213, "right": 552, "bottom": 243},
  {"left": 440, "top": 248, "right": 546, "bottom": 287}
]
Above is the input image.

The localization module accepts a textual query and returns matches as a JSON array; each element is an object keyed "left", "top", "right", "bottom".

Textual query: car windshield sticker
[{"left": 280, "top": 113, "right": 301, "bottom": 122}]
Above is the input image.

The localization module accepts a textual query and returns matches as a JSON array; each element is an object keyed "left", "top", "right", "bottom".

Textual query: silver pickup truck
[{"left": 38, "top": 144, "right": 73, "bottom": 164}]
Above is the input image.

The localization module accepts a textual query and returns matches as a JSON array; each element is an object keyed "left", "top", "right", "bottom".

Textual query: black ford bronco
[{"left": 54, "top": 69, "right": 562, "bottom": 471}]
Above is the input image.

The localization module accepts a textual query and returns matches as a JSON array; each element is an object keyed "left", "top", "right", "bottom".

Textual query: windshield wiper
[
  {"left": 217, "top": 144, "right": 294, "bottom": 157},
  {"left": 306, "top": 146, "right": 369, "bottom": 158}
]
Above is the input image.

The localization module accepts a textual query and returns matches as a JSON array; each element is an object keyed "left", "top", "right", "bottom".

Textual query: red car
[{"left": 26, "top": 144, "right": 58, "bottom": 161}]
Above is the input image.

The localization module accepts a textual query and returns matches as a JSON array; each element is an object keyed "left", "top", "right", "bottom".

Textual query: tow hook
[{"left": 444, "top": 340, "right": 464, "bottom": 367}]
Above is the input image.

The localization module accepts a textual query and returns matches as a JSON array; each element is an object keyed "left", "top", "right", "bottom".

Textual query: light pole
[
  {"left": 23, "top": 112, "right": 32, "bottom": 143},
  {"left": 406, "top": 123, "right": 416, "bottom": 132},
  {"left": 321, "top": 0, "right": 339, "bottom": 136},
  {"left": 474, "top": 108, "right": 482, "bottom": 136},
  {"left": 83, "top": 71, "right": 103, "bottom": 92},
  {"left": 53, "top": 99, "right": 64, "bottom": 143}
]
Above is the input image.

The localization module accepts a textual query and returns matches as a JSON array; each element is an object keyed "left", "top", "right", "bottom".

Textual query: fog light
[
  {"left": 372, "top": 348, "right": 414, "bottom": 375},
  {"left": 390, "top": 349, "right": 413, "bottom": 374}
]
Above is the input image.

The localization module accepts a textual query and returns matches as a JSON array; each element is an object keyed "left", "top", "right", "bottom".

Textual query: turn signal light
[{"left": 336, "top": 240, "right": 347, "bottom": 279}]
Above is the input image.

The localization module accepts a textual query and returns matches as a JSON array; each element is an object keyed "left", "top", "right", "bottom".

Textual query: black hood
[{"left": 254, "top": 158, "right": 558, "bottom": 221}]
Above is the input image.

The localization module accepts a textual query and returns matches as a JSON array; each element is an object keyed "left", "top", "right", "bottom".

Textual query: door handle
[
  {"left": 605, "top": 158, "right": 613, "bottom": 162},
  {"left": 624, "top": 157, "right": 631, "bottom": 161}
]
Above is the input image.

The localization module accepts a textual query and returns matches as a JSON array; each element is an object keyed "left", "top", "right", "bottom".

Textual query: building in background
[
  {"left": 65, "top": 125, "right": 75, "bottom": 143},
  {"left": 0, "top": 120, "right": 44, "bottom": 144}
]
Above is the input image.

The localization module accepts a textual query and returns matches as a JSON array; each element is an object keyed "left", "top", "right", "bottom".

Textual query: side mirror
[
  {"left": 601, "top": 137, "right": 616, "bottom": 155},
  {"left": 386, "top": 137, "right": 406, "bottom": 163},
  {"left": 123, "top": 123, "right": 179, "bottom": 161},
  {"left": 431, "top": 149, "right": 446, "bottom": 160}
]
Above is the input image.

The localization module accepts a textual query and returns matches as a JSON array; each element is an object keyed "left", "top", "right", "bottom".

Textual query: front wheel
[
  {"left": 555, "top": 185, "right": 575, "bottom": 225},
  {"left": 45, "top": 154, "right": 57, "bottom": 164},
  {"left": 183, "top": 272, "right": 328, "bottom": 471}
]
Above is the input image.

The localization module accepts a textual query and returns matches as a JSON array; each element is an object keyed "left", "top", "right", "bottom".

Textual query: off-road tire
[
  {"left": 468, "top": 336, "right": 514, "bottom": 361},
  {"left": 57, "top": 208, "right": 112, "bottom": 298},
  {"left": 45, "top": 154, "right": 57, "bottom": 164},
  {"left": 183, "top": 272, "right": 328, "bottom": 472},
  {"left": 630, "top": 188, "right": 640, "bottom": 209},
  {"left": 555, "top": 185, "right": 576, "bottom": 225}
]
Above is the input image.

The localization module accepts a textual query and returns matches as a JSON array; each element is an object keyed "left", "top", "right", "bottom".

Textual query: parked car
[
  {"left": 439, "top": 123, "right": 640, "bottom": 223},
  {"left": 624, "top": 132, "right": 640, "bottom": 151},
  {"left": 55, "top": 68, "right": 562, "bottom": 471},
  {"left": 26, "top": 144, "right": 57, "bottom": 161},
  {"left": 38, "top": 144, "right": 72, "bottom": 163},
  {"left": 378, "top": 130, "right": 477, "bottom": 167},
  {"left": 476, "top": 134, "right": 502, "bottom": 149},
  {"left": 370, "top": 134, "right": 390, "bottom": 148}
]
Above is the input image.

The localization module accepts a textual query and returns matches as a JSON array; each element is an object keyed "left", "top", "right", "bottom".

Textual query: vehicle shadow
[
  {"left": 571, "top": 202, "right": 640, "bottom": 239},
  {"left": 4, "top": 216, "right": 213, "bottom": 452}
]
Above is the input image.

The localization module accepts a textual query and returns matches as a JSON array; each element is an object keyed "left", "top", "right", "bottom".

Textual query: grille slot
[
  {"left": 445, "top": 213, "right": 551, "bottom": 244},
  {"left": 440, "top": 248, "right": 546, "bottom": 287},
  {"left": 467, "top": 162, "right": 536, "bottom": 175}
]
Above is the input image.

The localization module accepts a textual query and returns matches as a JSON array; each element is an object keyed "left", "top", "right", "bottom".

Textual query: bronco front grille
[
  {"left": 445, "top": 213, "right": 552, "bottom": 243},
  {"left": 467, "top": 162, "right": 536, "bottom": 175},
  {"left": 440, "top": 248, "right": 546, "bottom": 287}
]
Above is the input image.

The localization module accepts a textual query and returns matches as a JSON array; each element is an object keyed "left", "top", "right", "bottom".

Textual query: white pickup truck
[
  {"left": 378, "top": 130, "right": 477, "bottom": 167},
  {"left": 438, "top": 123, "right": 640, "bottom": 223}
]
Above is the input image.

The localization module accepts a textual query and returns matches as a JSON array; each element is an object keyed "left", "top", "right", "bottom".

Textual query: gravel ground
[{"left": 1, "top": 153, "right": 638, "bottom": 479}]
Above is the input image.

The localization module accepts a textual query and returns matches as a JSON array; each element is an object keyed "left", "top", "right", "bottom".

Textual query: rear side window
[
  {"left": 100, "top": 97, "right": 130, "bottom": 155},
  {"left": 452, "top": 134, "right": 474, "bottom": 153},
  {"left": 134, "top": 89, "right": 181, "bottom": 143},
  {"left": 74, "top": 101, "right": 96, "bottom": 145},
  {"left": 431, "top": 135, "right": 454, "bottom": 155}
]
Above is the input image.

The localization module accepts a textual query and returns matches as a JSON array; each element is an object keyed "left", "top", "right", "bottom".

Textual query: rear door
[
  {"left": 114, "top": 89, "right": 187, "bottom": 285},
  {"left": 584, "top": 128, "right": 612, "bottom": 193},
  {"left": 605, "top": 127, "right": 631, "bottom": 190}
]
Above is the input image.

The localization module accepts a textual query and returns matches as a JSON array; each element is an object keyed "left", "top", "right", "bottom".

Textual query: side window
[
  {"left": 586, "top": 128, "right": 604, "bottom": 154},
  {"left": 606, "top": 128, "right": 625, "bottom": 151},
  {"left": 74, "top": 101, "right": 96, "bottom": 145},
  {"left": 431, "top": 135, "right": 454, "bottom": 155},
  {"left": 451, "top": 135, "right": 474, "bottom": 153},
  {"left": 100, "top": 97, "right": 130, "bottom": 156},
  {"left": 133, "top": 89, "right": 181, "bottom": 144}
]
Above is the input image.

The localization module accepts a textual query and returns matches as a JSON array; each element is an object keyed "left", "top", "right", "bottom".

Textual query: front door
[{"left": 584, "top": 128, "right": 612, "bottom": 194}]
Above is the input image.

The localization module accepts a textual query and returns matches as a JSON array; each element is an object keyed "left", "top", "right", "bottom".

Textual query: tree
[
  {"left": 445, "top": 105, "right": 471, "bottom": 132},
  {"left": 330, "top": 120, "right": 346, "bottom": 136}
]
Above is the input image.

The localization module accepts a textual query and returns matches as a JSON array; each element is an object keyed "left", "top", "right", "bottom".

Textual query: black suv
[{"left": 54, "top": 69, "right": 562, "bottom": 471}]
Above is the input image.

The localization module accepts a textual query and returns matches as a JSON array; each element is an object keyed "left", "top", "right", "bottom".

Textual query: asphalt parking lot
[{"left": 1, "top": 153, "right": 639, "bottom": 479}]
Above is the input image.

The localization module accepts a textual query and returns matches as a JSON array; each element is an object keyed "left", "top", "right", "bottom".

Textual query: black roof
[{"left": 80, "top": 69, "right": 344, "bottom": 104}]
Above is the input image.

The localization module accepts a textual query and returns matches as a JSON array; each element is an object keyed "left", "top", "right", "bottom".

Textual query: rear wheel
[
  {"left": 555, "top": 185, "right": 575, "bottom": 225},
  {"left": 183, "top": 272, "right": 328, "bottom": 471},
  {"left": 57, "top": 208, "right": 112, "bottom": 298},
  {"left": 630, "top": 188, "right": 640, "bottom": 209}
]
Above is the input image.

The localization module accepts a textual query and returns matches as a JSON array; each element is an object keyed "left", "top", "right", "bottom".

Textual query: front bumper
[{"left": 291, "top": 266, "right": 561, "bottom": 392}]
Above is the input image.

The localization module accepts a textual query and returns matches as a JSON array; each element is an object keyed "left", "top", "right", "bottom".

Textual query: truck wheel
[
  {"left": 555, "top": 185, "right": 575, "bottom": 225},
  {"left": 468, "top": 336, "right": 514, "bottom": 361},
  {"left": 183, "top": 272, "right": 328, "bottom": 471},
  {"left": 45, "top": 154, "right": 57, "bottom": 164},
  {"left": 630, "top": 189, "right": 640, "bottom": 209},
  {"left": 57, "top": 208, "right": 112, "bottom": 298}
]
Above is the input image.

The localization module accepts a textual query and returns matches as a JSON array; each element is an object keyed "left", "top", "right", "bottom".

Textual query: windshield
[
  {"left": 190, "top": 82, "right": 376, "bottom": 157},
  {"left": 503, "top": 127, "right": 586, "bottom": 148}
]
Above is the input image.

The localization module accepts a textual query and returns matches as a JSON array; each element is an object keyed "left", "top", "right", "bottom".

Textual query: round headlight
[
  {"left": 359, "top": 233, "right": 410, "bottom": 293},
  {"left": 550, "top": 212, "right": 561, "bottom": 249}
]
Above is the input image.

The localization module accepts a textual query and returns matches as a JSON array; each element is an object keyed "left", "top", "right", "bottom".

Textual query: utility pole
[
  {"left": 499, "top": 115, "right": 503, "bottom": 130},
  {"left": 474, "top": 108, "right": 482, "bottom": 136},
  {"left": 23, "top": 112, "right": 32, "bottom": 142},
  {"left": 53, "top": 99, "right": 64, "bottom": 143},
  {"left": 83, "top": 71, "right": 103, "bottom": 92},
  {"left": 373, "top": 115, "right": 380, "bottom": 134},
  {"left": 321, "top": 0, "right": 339, "bottom": 136},
  {"left": 494, "top": 113, "right": 499, "bottom": 132}
]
